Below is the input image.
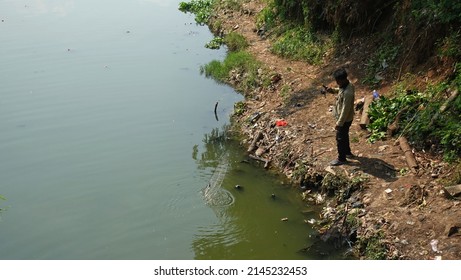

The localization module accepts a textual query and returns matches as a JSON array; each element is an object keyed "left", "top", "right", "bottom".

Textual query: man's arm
[{"left": 322, "top": 85, "right": 339, "bottom": 94}]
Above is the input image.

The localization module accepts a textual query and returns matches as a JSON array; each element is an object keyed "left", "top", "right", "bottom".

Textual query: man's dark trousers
[{"left": 336, "top": 121, "right": 352, "bottom": 161}]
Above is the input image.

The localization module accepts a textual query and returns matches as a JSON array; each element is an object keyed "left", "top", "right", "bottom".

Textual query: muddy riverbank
[{"left": 206, "top": 1, "right": 461, "bottom": 259}]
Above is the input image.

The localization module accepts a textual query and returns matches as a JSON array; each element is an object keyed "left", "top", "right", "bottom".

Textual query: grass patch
[
  {"left": 205, "top": 32, "right": 249, "bottom": 51},
  {"left": 356, "top": 231, "right": 388, "bottom": 260},
  {"left": 224, "top": 32, "right": 249, "bottom": 51},
  {"left": 271, "top": 26, "right": 330, "bottom": 65},
  {"left": 200, "top": 51, "right": 268, "bottom": 94}
]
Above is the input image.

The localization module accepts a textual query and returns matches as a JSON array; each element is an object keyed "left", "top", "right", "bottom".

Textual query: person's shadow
[{"left": 348, "top": 156, "right": 398, "bottom": 182}]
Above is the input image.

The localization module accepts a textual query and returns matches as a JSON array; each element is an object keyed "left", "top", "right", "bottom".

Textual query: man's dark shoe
[
  {"left": 329, "top": 159, "right": 347, "bottom": 166},
  {"left": 346, "top": 153, "right": 356, "bottom": 159}
]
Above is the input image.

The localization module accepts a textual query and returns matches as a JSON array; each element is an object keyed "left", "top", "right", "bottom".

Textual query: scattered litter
[
  {"left": 385, "top": 188, "right": 393, "bottom": 194},
  {"left": 434, "top": 256, "right": 442, "bottom": 260},
  {"left": 276, "top": 119, "right": 288, "bottom": 127},
  {"left": 430, "top": 239, "right": 441, "bottom": 253},
  {"left": 281, "top": 217, "right": 288, "bottom": 222},
  {"left": 249, "top": 112, "right": 261, "bottom": 123},
  {"left": 307, "top": 218, "right": 316, "bottom": 224},
  {"left": 372, "top": 89, "right": 380, "bottom": 99}
]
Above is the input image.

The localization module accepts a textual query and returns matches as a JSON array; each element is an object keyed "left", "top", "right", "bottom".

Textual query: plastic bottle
[{"left": 372, "top": 90, "right": 379, "bottom": 100}]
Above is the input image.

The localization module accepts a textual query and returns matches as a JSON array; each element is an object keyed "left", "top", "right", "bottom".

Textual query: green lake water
[{"left": 0, "top": 0, "right": 321, "bottom": 259}]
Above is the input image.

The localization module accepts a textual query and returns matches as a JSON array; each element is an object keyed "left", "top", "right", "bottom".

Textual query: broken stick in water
[{"left": 214, "top": 101, "right": 219, "bottom": 121}]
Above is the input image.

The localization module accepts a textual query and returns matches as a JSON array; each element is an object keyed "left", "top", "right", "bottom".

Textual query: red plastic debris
[{"left": 276, "top": 120, "right": 288, "bottom": 127}]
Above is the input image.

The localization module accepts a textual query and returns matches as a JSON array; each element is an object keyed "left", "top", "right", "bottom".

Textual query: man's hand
[
  {"left": 323, "top": 85, "right": 336, "bottom": 94},
  {"left": 335, "top": 125, "right": 342, "bottom": 131}
]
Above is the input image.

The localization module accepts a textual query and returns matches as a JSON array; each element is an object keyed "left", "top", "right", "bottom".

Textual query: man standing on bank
[{"left": 325, "top": 68, "right": 355, "bottom": 166}]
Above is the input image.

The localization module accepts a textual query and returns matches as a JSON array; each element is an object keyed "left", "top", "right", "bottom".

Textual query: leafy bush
[
  {"left": 367, "top": 69, "right": 461, "bottom": 162},
  {"left": 257, "top": 3, "right": 277, "bottom": 30},
  {"left": 411, "top": 0, "right": 461, "bottom": 25},
  {"left": 368, "top": 91, "right": 425, "bottom": 143},
  {"left": 437, "top": 31, "right": 461, "bottom": 59}
]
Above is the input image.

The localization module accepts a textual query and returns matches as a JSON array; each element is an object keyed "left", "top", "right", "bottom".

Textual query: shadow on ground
[
  {"left": 348, "top": 156, "right": 398, "bottom": 182},
  {"left": 276, "top": 87, "right": 324, "bottom": 117}
]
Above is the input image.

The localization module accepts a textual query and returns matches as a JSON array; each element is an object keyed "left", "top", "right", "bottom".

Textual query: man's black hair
[{"left": 333, "top": 68, "right": 348, "bottom": 80}]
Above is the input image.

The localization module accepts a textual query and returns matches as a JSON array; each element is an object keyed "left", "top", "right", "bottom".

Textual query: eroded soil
[{"left": 211, "top": 1, "right": 461, "bottom": 259}]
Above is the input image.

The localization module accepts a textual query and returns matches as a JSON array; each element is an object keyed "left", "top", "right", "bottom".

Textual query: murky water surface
[{"left": 0, "top": 0, "right": 319, "bottom": 259}]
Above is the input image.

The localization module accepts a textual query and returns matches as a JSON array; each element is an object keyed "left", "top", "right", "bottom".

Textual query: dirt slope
[{"left": 212, "top": 1, "right": 461, "bottom": 259}]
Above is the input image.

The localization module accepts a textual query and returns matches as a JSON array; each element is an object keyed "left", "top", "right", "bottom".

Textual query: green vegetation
[
  {"left": 205, "top": 36, "right": 224, "bottom": 49},
  {"left": 437, "top": 31, "right": 461, "bottom": 59},
  {"left": 363, "top": 44, "right": 399, "bottom": 86},
  {"left": 367, "top": 67, "right": 461, "bottom": 162},
  {"left": 233, "top": 101, "right": 247, "bottom": 116},
  {"left": 179, "top": 0, "right": 214, "bottom": 25},
  {"left": 255, "top": 0, "right": 461, "bottom": 67},
  {"left": 0, "top": 195, "right": 5, "bottom": 213},
  {"left": 411, "top": 0, "right": 461, "bottom": 25},
  {"left": 223, "top": 32, "right": 249, "bottom": 51},
  {"left": 356, "top": 231, "right": 388, "bottom": 260},
  {"left": 200, "top": 51, "right": 268, "bottom": 95},
  {"left": 271, "top": 26, "right": 331, "bottom": 64},
  {"left": 367, "top": 91, "right": 426, "bottom": 143},
  {"left": 205, "top": 32, "right": 248, "bottom": 50}
]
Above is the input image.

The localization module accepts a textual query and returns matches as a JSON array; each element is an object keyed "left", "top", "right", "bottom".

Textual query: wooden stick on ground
[
  {"left": 249, "top": 154, "right": 271, "bottom": 169},
  {"left": 398, "top": 136, "right": 418, "bottom": 173},
  {"left": 247, "top": 131, "right": 263, "bottom": 153},
  {"left": 360, "top": 95, "right": 374, "bottom": 129}
]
